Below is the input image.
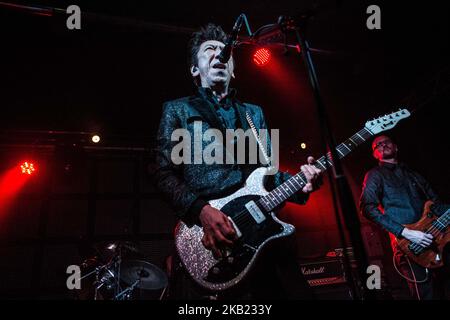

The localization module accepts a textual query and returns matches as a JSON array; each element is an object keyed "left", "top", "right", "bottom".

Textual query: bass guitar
[{"left": 398, "top": 200, "right": 450, "bottom": 269}]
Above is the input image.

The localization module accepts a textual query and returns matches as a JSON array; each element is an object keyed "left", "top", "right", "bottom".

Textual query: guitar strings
[
  {"left": 409, "top": 226, "right": 439, "bottom": 252},
  {"left": 408, "top": 214, "right": 448, "bottom": 252},
  {"left": 240, "top": 128, "right": 374, "bottom": 214}
]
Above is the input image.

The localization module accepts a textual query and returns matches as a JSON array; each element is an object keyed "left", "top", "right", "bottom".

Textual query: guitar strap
[{"left": 245, "top": 111, "right": 271, "bottom": 166}]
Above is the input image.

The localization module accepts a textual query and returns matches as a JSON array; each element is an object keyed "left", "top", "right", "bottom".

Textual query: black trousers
[
  {"left": 168, "top": 235, "right": 314, "bottom": 300},
  {"left": 392, "top": 243, "right": 450, "bottom": 300}
]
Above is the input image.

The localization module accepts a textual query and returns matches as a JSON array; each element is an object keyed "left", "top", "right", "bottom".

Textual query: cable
[
  {"left": 392, "top": 254, "right": 429, "bottom": 284},
  {"left": 405, "top": 256, "right": 422, "bottom": 300}
]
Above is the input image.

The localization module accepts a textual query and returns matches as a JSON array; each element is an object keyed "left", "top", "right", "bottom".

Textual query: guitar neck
[
  {"left": 258, "top": 127, "right": 374, "bottom": 212},
  {"left": 436, "top": 209, "right": 450, "bottom": 228}
]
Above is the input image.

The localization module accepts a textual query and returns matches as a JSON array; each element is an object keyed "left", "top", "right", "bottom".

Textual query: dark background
[{"left": 0, "top": 0, "right": 449, "bottom": 299}]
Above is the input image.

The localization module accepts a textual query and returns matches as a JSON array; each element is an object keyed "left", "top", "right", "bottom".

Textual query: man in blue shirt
[{"left": 360, "top": 135, "right": 449, "bottom": 299}]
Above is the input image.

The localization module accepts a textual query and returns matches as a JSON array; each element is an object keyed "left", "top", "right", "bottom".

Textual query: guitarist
[
  {"left": 154, "top": 23, "right": 323, "bottom": 299},
  {"left": 360, "top": 135, "right": 449, "bottom": 299}
]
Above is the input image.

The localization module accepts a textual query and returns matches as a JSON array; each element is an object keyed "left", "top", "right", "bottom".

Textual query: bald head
[{"left": 372, "top": 135, "right": 398, "bottom": 163}]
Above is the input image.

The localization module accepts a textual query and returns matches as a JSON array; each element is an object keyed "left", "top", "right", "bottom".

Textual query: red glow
[
  {"left": 253, "top": 48, "right": 271, "bottom": 67},
  {"left": 20, "top": 161, "right": 36, "bottom": 175},
  {"left": 0, "top": 166, "right": 30, "bottom": 219},
  {"left": 256, "top": 50, "right": 309, "bottom": 109}
]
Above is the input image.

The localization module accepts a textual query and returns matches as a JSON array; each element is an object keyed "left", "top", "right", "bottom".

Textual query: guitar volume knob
[{"left": 212, "top": 267, "right": 220, "bottom": 274}]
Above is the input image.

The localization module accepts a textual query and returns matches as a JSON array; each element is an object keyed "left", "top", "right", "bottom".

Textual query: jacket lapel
[
  {"left": 188, "top": 94, "right": 251, "bottom": 132},
  {"left": 188, "top": 96, "right": 225, "bottom": 132}
]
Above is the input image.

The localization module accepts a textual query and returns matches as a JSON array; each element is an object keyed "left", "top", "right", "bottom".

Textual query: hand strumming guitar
[
  {"left": 401, "top": 228, "right": 434, "bottom": 248},
  {"left": 199, "top": 205, "right": 237, "bottom": 259},
  {"left": 199, "top": 156, "right": 322, "bottom": 259}
]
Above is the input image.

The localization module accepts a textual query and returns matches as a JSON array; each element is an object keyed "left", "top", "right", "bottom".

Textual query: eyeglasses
[{"left": 372, "top": 139, "right": 392, "bottom": 150}]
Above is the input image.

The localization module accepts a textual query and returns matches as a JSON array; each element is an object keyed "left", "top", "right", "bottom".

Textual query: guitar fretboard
[
  {"left": 432, "top": 208, "right": 450, "bottom": 232},
  {"left": 257, "top": 127, "right": 374, "bottom": 212}
]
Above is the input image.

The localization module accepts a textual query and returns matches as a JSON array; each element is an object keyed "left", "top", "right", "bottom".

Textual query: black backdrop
[{"left": 0, "top": 0, "right": 449, "bottom": 299}]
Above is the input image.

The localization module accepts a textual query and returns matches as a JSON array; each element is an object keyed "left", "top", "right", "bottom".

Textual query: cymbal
[
  {"left": 93, "top": 241, "right": 139, "bottom": 261},
  {"left": 120, "top": 260, "right": 168, "bottom": 290},
  {"left": 104, "top": 241, "right": 138, "bottom": 253}
]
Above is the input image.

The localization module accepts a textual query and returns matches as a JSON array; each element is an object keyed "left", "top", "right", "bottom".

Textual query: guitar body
[
  {"left": 174, "top": 108, "right": 411, "bottom": 291},
  {"left": 397, "top": 201, "right": 450, "bottom": 269},
  {"left": 174, "top": 167, "right": 295, "bottom": 291}
]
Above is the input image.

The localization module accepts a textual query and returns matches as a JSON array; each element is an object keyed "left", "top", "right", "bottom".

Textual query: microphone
[{"left": 218, "top": 14, "right": 244, "bottom": 63}]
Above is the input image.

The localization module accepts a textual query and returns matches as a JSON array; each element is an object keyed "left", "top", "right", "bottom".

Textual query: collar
[
  {"left": 379, "top": 161, "right": 403, "bottom": 170},
  {"left": 190, "top": 87, "right": 249, "bottom": 131},
  {"left": 196, "top": 87, "right": 237, "bottom": 103}
]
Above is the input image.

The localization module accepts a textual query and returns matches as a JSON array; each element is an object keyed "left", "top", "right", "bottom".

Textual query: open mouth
[{"left": 211, "top": 62, "right": 226, "bottom": 69}]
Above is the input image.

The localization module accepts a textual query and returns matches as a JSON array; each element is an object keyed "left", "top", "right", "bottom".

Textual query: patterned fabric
[{"left": 154, "top": 89, "right": 308, "bottom": 225}]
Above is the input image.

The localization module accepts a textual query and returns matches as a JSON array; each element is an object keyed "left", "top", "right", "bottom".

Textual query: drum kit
[{"left": 78, "top": 241, "right": 168, "bottom": 300}]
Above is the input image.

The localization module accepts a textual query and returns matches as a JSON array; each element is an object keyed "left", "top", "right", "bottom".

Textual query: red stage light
[
  {"left": 20, "top": 162, "right": 36, "bottom": 175},
  {"left": 253, "top": 48, "right": 271, "bottom": 67},
  {"left": 1, "top": 164, "right": 32, "bottom": 219}
]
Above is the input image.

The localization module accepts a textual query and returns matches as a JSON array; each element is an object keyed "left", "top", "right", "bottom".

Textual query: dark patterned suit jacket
[{"left": 155, "top": 91, "right": 308, "bottom": 226}]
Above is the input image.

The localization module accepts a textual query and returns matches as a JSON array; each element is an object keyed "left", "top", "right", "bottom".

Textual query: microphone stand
[{"left": 283, "top": 15, "right": 374, "bottom": 300}]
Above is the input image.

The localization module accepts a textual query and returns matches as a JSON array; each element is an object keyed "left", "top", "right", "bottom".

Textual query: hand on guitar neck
[
  {"left": 301, "top": 156, "right": 323, "bottom": 193},
  {"left": 401, "top": 228, "right": 434, "bottom": 248}
]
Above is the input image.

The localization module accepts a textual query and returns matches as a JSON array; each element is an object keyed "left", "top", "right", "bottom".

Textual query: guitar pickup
[{"left": 245, "top": 200, "right": 266, "bottom": 224}]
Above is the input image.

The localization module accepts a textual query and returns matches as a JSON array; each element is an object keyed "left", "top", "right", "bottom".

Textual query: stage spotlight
[
  {"left": 20, "top": 161, "right": 36, "bottom": 175},
  {"left": 300, "top": 143, "right": 307, "bottom": 150},
  {"left": 253, "top": 48, "right": 271, "bottom": 67},
  {"left": 91, "top": 134, "right": 101, "bottom": 143}
]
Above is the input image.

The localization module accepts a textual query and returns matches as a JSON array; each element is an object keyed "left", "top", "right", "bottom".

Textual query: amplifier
[{"left": 299, "top": 257, "right": 346, "bottom": 287}]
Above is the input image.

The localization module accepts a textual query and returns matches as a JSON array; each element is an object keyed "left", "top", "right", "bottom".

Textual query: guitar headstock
[{"left": 365, "top": 108, "right": 411, "bottom": 135}]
